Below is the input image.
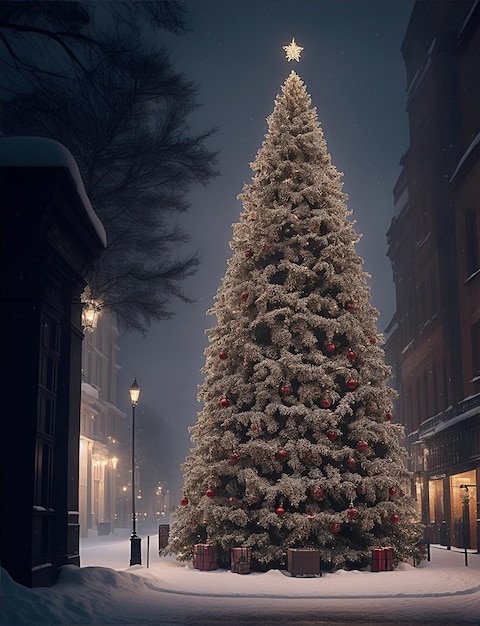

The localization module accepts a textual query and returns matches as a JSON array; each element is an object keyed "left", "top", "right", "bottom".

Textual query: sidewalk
[
  {"left": 79, "top": 532, "right": 480, "bottom": 600},
  {"left": 2, "top": 535, "right": 479, "bottom": 625}
]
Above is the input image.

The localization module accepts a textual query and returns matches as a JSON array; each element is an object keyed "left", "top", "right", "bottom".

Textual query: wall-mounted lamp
[{"left": 81, "top": 287, "right": 102, "bottom": 332}]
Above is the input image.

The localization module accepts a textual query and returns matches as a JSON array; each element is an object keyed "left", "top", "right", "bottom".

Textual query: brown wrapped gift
[{"left": 287, "top": 548, "right": 321, "bottom": 577}]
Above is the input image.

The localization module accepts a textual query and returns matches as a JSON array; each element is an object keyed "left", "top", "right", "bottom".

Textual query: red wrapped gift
[
  {"left": 231, "top": 547, "right": 251, "bottom": 574},
  {"left": 371, "top": 547, "right": 394, "bottom": 572},
  {"left": 371, "top": 547, "right": 385, "bottom": 572},
  {"left": 384, "top": 546, "right": 393, "bottom": 571},
  {"left": 193, "top": 544, "right": 218, "bottom": 571}
]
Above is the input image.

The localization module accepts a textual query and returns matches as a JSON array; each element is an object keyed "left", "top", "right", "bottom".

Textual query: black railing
[{"left": 418, "top": 392, "right": 480, "bottom": 438}]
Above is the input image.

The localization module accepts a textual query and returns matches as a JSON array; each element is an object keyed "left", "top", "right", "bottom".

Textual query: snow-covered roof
[
  {"left": 459, "top": 0, "right": 479, "bottom": 38},
  {"left": 0, "top": 137, "right": 106, "bottom": 247},
  {"left": 406, "top": 38, "right": 436, "bottom": 104},
  {"left": 449, "top": 130, "right": 480, "bottom": 184},
  {"left": 81, "top": 382, "right": 99, "bottom": 400}
]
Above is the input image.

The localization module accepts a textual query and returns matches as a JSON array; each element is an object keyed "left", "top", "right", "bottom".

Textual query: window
[
  {"left": 35, "top": 441, "right": 53, "bottom": 507},
  {"left": 416, "top": 193, "right": 429, "bottom": 244},
  {"left": 472, "top": 321, "right": 480, "bottom": 379},
  {"left": 465, "top": 209, "right": 479, "bottom": 277},
  {"left": 416, "top": 377, "right": 422, "bottom": 423},
  {"left": 442, "top": 360, "right": 450, "bottom": 411},
  {"left": 432, "top": 361, "right": 439, "bottom": 415},
  {"left": 42, "top": 317, "right": 60, "bottom": 352},
  {"left": 423, "top": 369, "right": 429, "bottom": 418},
  {"left": 38, "top": 395, "right": 55, "bottom": 435},
  {"left": 419, "top": 282, "right": 427, "bottom": 325},
  {"left": 429, "top": 268, "right": 438, "bottom": 317}
]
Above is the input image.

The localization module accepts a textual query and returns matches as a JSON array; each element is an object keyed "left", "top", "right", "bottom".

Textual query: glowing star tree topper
[{"left": 283, "top": 38, "right": 303, "bottom": 62}]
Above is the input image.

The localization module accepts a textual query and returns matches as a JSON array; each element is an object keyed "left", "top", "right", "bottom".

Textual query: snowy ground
[{"left": 2, "top": 528, "right": 479, "bottom": 625}]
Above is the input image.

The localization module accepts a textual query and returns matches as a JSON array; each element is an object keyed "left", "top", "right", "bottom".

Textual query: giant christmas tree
[{"left": 166, "top": 41, "right": 423, "bottom": 570}]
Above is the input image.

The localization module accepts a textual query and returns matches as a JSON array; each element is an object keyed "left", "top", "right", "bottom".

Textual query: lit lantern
[{"left": 81, "top": 298, "right": 102, "bottom": 332}]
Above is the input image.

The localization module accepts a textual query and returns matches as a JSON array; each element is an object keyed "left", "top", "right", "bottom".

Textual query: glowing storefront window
[
  {"left": 428, "top": 478, "right": 444, "bottom": 524},
  {"left": 450, "top": 470, "right": 477, "bottom": 551}
]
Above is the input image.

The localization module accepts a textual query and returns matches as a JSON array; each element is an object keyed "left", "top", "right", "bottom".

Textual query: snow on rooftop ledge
[
  {"left": 81, "top": 382, "right": 99, "bottom": 400},
  {"left": 0, "top": 136, "right": 106, "bottom": 247}
]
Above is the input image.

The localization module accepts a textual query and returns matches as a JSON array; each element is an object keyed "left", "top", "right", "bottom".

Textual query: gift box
[
  {"left": 371, "top": 546, "right": 394, "bottom": 572},
  {"left": 158, "top": 524, "right": 170, "bottom": 551},
  {"left": 193, "top": 544, "right": 218, "bottom": 571},
  {"left": 384, "top": 546, "right": 393, "bottom": 571},
  {"left": 231, "top": 547, "right": 251, "bottom": 574},
  {"left": 287, "top": 549, "right": 321, "bottom": 577},
  {"left": 371, "top": 547, "right": 385, "bottom": 572}
]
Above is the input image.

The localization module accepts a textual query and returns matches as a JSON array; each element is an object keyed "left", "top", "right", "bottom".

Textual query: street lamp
[
  {"left": 129, "top": 377, "right": 141, "bottom": 566},
  {"left": 81, "top": 287, "right": 102, "bottom": 332}
]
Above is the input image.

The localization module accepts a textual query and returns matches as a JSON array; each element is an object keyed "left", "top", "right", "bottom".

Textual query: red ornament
[
  {"left": 276, "top": 506, "right": 286, "bottom": 517},
  {"left": 218, "top": 350, "right": 227, "bottom": 360},
  {"left": 277, "top": 449, "right": 289, "bottom": 460},
  {"left": 357, "top": 485, "right": 366, "bottom": 495},
  {"left": 345, "top": 301, "right": 356, "bottom": 311},
  {"left": 180, "top": 496, "right": 188, "bottom": 506},
  {"left": 229, "top": 452, "right": 240, "bottom": 462},
  {"left": 385, "top": 412, "right": 394, "bottom": 421},
  {"left": 400, "top": 490, "right": 406, "bottom": 497},
  {"left": 390, "top": 513, "right": 399, "bottom": 524},
  {"left": 327, "top": 430, "right": 339, "bottom": 441},
  {"left": 245, "top": 249, "right": 253, "bottom": 258},
  {"left": 220, "top": 397, "right": 230, "bottom": 408},
  {"left": 347, "top": 350, "right": 357, "bottom": 362},
  {"left": 307, "top": 514, "right": 314, "bottom": 521},
  {"left": 346, "top": 457, "right": 357, "bottom": 469},
  {"left": 240, "top": 291, "right": 249, "bottom": 302},
  {"left": 312, "top": 487, "right": 324, "bottom": 499},
  {"left": 320, "top": 397, "right": 332, "bottom": 409},
  {"left": 370, "top": 336, "right": 377, "bottom": 344},
  {"left": 250, "top": 423, "right": 260, "bottom": 432},
  {"left": 331, "top": 523, "right": 341, "bottom": 534},
  {"left": 280, "top": 384, "right": 293, "bottom": 396},
  {"left": 206, "top": 488, "right": 216, "bottom": 499},
  {"left": 389, "top": 487, "right": 397, "bottom": 496},
  {"left": 346, "top": 379, "right": 357, "bottom": 390},
  {"left": 228, "top": 497, "right": 236, "bottom": 505},
  {"left": 356, "top": 440, "right": 369, "bottom": 453},
  {"left": 347, "top": 507, "right": 360, "bottom": 519},
  {"left": 325, "top": 342, "right": 336, "bottom": 354},
  {"left": 304, "top": 452, "right": 314, "bottom": 464}
]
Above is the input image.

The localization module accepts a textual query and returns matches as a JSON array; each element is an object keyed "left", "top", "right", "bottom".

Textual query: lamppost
[{"left": 129, "top": 378, "right": 141, "bottom": 565}]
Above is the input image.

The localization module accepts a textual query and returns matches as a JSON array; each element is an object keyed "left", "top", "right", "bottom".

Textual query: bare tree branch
[{"left": 1, "top": 1, "right": 218, "bottom": 334}]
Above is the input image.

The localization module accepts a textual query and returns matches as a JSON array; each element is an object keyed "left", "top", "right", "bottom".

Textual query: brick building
[{"left": 386, "top": 1, "right": 480, "bottom": 551}]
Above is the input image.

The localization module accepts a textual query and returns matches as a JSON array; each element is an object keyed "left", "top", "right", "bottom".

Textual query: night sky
[{"left": 116, "top": 0, "right": 415, "bottom": 501}]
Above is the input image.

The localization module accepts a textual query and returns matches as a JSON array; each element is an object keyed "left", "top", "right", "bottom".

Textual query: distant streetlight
[{"left": 129, "top": 377, "right": 141, "bottom": 566}]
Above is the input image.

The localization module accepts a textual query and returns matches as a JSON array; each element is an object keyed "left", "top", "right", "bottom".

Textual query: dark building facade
[
  {"left": 0, "top": 138, "right": 105, "bottom": 586},
  {"left": 386, "top": 1, "right": 480, "bottom": 551}
]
